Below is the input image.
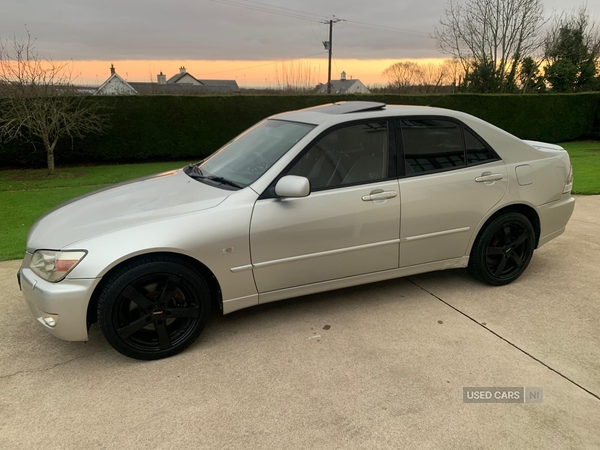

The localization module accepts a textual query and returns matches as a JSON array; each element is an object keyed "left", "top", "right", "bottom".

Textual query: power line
[
  {"left": 332, "top": 54, "right": 340, "bottom": 77},
  {"left": 208, "top": 0, "right": 319, "bottom": 22},
  {"left": 208, "top": 0, "right": 428, "bottom": 36},
  {"left": 310, "top": 20, "right": 326, "bottom": 45},
  {"left": 344, "top": 21, "right": 429, "bottom": 36},
  {"left": 226, "top": 0, "right": 325, "bottom": 21}
]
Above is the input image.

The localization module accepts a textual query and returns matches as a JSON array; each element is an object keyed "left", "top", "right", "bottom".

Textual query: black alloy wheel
[
  {"left": 469, "top": 212, "right": 535, "bottom": 286},
  {"left": 98, "top": 256, "right": 211, "bottom": 360}
]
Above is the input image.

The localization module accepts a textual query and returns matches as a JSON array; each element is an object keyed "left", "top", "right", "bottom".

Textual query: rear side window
[
  {"left": 399, "top": 119, "right": 465, "bottom": 175},
  {"left": 398, "top": 118, "right": 499, "bottom": 176},
  {"left": 465, "top": 128, "right": 497, "bottom": 165}
]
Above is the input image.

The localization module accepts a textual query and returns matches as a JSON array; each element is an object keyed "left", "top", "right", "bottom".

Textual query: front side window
[
  {"left": 400, "top": 119, "right": 465, "bottom": 175},
  {"left": 196, "top": 120, "right": 315, "bottom": 187},
  {"left": 287, "top": 121, "right": 389, "bottom": 190}
]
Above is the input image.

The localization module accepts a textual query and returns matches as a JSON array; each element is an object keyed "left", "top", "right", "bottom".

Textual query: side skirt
[{"left": 222, "top": 256, "right": 469, "bottom": 314}]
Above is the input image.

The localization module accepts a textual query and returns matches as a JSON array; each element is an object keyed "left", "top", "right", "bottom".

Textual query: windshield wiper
[
  {"left": 205, "top": 176, "right": 245, "bottom": 189},
  {"left": 187, "top": 172, "right": 244, "bottom": 189},
  {"left": 188, "top": 163, "right": 203, "bottom": 175}
]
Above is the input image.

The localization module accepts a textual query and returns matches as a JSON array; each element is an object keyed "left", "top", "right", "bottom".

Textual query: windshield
[{"left": 195, "top": 119, "right": 315, "bottom": 187}]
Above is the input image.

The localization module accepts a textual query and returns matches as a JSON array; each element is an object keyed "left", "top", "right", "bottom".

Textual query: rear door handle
[
  {"left": 362, "top": 190, "right": 397, "bottom": 202},
  {"left": 475, "top": 173, "right": 504, "bottom": 183}
]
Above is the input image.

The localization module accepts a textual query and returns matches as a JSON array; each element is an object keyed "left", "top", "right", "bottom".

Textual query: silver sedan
[{"left": 18, "top": 102, "right": 575, "bottom": 359}]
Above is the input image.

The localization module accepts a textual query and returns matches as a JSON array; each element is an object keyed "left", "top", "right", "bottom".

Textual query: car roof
[
  {"left": 270, "top": 102, "right": 460, "bottom": 126},
  {"left": 268, "top": 101, "right": 546, "bottom": 166}
]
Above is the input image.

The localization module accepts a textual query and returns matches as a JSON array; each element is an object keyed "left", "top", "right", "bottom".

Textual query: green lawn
[
  {"left": 0, "top": 161, "right": 190, "bottom": 261},
  {"left": 560, "top": 141, "right": 600, "bottom": 195},
  {"left": 0, "top": 142, "right": 598, "bottom": 262}
]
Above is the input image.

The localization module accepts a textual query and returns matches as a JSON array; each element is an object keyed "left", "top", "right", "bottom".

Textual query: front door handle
[
  {"left": 362, "top": 190, "right": 397, "bottom": 202},
  {"left": 475, "top": 172, "right": 504, "bottom": 183}
]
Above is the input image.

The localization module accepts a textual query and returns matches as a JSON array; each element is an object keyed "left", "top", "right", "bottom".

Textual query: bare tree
[
  {"left": 381, "top": 60, "right": 462, "bottom": 93},
  {"left": 274, "top": 60, "right": 319, "bottom": 93},
  {"left": 439, "top": 58, "right": 466, "bottom": 91},
  {"left": 418, "top": 62, "right": 450, "bottom": 93},
  {"left": 0, "top": 30, "right": 108, "bottom": 174},
  {"left": 434, "top": 0, "right": 545, "bottom": 92},
  {"left": 382, "top": 62, "right": 423, "bottom": 93}
]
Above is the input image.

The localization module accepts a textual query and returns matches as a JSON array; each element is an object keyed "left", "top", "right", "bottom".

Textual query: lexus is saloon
[{"left": 18, "top": 102, "right": 575, "bottom": 359}]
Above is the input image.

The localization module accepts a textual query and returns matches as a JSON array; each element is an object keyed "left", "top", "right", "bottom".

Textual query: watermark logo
[{"left": 463, "top": 387, "right": 543, "bottom": 403}]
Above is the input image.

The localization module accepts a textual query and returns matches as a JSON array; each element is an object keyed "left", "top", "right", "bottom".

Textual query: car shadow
[{"left": 193, "top": 268, "right": 475, "bottom": 350}]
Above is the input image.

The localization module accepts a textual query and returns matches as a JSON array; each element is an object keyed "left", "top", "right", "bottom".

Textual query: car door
[
  {"left": 396, "top": 117, "right": 508, "bottom": 267},
  {"left": 250, "top": 119, "right": 401, "bottom": 294}
]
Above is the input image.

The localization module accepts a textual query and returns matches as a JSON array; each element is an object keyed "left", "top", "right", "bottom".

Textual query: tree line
[
  {"left": 380, "top": 2, "right": 600, "bottom": 94},
  {"left": 1, "top": 1, "right": 599, "bottom": 174}
]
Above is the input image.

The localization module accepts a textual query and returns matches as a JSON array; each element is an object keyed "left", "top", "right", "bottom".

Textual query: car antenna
[{"left": 425, "top": 91, "right": 454, "bottom": 108}]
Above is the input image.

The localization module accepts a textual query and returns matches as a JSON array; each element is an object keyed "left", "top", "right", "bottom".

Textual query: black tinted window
[
  {"left": 400, "top": 119, "right": 465, "bottom": 175},
  {"left": 465, "top": 129, "right": 497, "bottom": 165},
  {"left": 288, "top": 121, "right": 389, "bottom": 190}
]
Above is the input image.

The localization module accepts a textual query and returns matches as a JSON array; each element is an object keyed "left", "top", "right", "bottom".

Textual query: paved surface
[{"left": 1, "top": 196, "right": 599, "bottom": 449}]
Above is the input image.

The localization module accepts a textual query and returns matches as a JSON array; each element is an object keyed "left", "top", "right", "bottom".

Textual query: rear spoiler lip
[{"left": 522, "top": 140, "right": 565, "bottom": 151}]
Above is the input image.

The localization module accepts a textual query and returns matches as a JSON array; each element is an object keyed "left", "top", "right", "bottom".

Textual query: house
[
  {"left": 317, "top": 72, "right": 371, "bottom": 94},
  {"left": 95, "top": 65, "right": 240, "bottom": 95},
  {"left": 94, "top": 65, "right": 138, "bottom": 95}
]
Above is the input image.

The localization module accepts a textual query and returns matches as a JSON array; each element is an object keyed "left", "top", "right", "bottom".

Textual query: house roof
[
  {"left": 197, "top": 79, "right": 239, "bottom": 89},
  {"left": 94, "top": 73, "right": 137, "bottom": 95},
  {"left": 128, "top": 82, "right": 240, "bottom": 94},
  {"left": 166, "top": 72, "right": 202, "bottom": 84},
  {"left": 95, "top": 68, "right": 240, "bottom": 95},
  {"left": 316, "top": 79, "right": 366, "bottom": 94}
]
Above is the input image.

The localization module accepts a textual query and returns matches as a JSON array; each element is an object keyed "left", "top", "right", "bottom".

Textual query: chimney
[
  {"left": 179, "top": 66, "right": 187, "bottom": 74},
  {"left": 110, "top": 64, "right": 115, "bottom": 75},
  {"left": 341, "top": 71, "right": 346, "bottom": 81},
  {"left": 157, "top": 71, "right": 166, "bottom": 85}
]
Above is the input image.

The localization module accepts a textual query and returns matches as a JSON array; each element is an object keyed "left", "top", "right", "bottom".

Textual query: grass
[
  {"left": 560, "top": 141, "right": 600, "bottom": 195},
  {"left": 0, "top": 142, "right": 598, "bottom": 262},
  {"left": 0, "top": 160, "right": 192, "bottom": 192},
  {"left": 0, "top": 161, "right": 190, "bottom": 261}
]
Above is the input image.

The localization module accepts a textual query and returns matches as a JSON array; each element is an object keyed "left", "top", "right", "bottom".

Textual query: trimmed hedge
[{"left": 1, "top": 93, "right": 599, "bottom": 168}]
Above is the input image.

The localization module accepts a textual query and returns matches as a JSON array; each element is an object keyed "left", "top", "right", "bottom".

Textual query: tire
[
  {"left": 468, "top": 212, "right": 535, "bottom": 286},
  {"left": 98, "top": 256, "right": 211, "bottom": 360}
]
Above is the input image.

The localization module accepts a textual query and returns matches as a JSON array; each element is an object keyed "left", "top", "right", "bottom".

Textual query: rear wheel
[
  {"left": 468, "top": 212, "right": 535, "bottom": 286},
  {"left": 98, "top": 256, "right": 211, "bottom": 360}
]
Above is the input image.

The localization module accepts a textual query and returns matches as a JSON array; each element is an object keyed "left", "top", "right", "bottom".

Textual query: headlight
[{"left": 30, "top": 250, "right": 87, "bottom": 282}]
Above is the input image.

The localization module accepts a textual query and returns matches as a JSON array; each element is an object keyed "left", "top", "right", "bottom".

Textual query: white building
[
  {"left": 95, "top": 65, "right": 240, "bottom": 95},
  {"left": 94, "top": 65, "right": 138, "bottom": 95},
  {"left": 317, "top": 72, "right": 371, "bottom": 94}
]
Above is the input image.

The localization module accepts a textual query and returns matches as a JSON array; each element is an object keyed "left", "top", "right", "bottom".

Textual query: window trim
[
  {"left": 395, "top": 115, "right": 502, "bottom": 179},
  {"left": 259, "top": 117, "right": 398, "bottom": 200}
]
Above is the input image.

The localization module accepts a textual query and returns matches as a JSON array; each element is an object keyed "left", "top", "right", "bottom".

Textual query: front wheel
[
  {"left": 468, "top": 212, "right": 535, "bottom": 286},
  {"left": 98, "top": 256, "right": 211, "bottom": 360}
]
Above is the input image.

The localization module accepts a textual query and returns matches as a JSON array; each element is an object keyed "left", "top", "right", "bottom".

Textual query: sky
[{"left": 1, "top": 0, "right": 599, "bottom": 87}]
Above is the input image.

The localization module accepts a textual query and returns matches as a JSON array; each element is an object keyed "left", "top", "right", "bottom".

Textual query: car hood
[{"left": 27, "top": 169, "right": 229, "bottom": 251}]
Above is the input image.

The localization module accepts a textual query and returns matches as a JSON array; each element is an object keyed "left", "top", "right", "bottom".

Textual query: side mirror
[{"left": 275, "top": 175, "right": 310, "bottom": 198}]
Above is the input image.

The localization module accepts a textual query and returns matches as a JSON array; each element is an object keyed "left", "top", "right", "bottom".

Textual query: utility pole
[{"left": 322, "top": 16, "right": 342, "bottom": 94}]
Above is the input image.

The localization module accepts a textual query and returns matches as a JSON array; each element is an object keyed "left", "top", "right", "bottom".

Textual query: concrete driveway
[{"left": 1, "top": 196, "right": 599, "bottom": 449}]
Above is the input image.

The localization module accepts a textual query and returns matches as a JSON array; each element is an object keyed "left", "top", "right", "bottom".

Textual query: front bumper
[{"left": 18, "top": 264, "right": 100, "bottom": 341}]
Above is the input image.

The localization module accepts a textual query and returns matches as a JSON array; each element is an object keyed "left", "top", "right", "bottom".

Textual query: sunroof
[{"left": 309, "top": 101, "right": 386, "bottom": 114}]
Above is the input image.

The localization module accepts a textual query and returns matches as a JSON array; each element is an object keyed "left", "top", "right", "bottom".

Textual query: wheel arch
[
  {"left": 468, "top": 203, "right": 541, "bottom": 255},
  {"left": 86, "top": 251, "right": 223, "bottom": 330}
]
